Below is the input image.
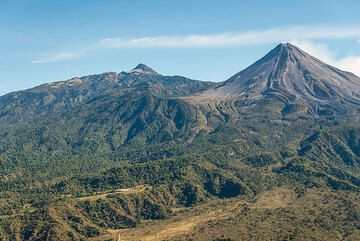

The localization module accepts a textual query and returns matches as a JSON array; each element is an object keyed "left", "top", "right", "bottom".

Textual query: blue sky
[{"left": 1, "top": 0, "right": 360, "bottom": 95}]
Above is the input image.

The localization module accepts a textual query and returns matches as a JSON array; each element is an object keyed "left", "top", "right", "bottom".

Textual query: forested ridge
[{"left": 0, "top": 45, "right": 359, "bottom": 240}]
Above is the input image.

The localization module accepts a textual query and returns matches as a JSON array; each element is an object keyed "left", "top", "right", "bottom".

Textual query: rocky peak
[
  {"left": 129, "top": 63, "right": 159, "bottom": 75},
  {"left": 196, "top": 43, "right": 360, "bottom": 115}
]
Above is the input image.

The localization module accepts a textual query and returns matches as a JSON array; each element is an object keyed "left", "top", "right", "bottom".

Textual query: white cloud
[
  {"left": 32, "top": 52, "right": 78, "bottom": 64},
  {"left": 291, "top": 40, "right": 360, "bottom": 77},
  {"left": 32, "top": 25, "right": 360, "bottom": 64},
  {"left": 94, "top": 31, "right": 360, "bottom": 77},
  {"left": 97, "top": 25, "right": 360, "bottom": 49},
  {"left": 336, "top": 56, "right": 360, "bottom": 76}
]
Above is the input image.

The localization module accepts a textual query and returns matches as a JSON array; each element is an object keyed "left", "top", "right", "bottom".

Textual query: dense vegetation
[{"left": 0, "top": 60, "right": 359, "bottom": 240}]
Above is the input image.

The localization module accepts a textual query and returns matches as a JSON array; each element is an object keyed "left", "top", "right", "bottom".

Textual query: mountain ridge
[
  {"left": 0, "top": 64, "right": 214, "bottom": 124},
  {"left": 0, "top": 43, "right": 360, "bottom": 240}
]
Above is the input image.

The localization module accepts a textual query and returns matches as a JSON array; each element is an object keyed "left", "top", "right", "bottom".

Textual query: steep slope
[{"left": 196, "top": 43, "right": 360, "bottom": 116}]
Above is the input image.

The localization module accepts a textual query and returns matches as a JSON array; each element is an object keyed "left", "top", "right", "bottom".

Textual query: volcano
[{"left": 198, "top": 43, "right": 360, "bottom": 115}]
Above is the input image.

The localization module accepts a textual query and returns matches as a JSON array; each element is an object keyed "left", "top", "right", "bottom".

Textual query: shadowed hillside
[{"left": 0, "top": 44, "right": 359, "bottom": 240}]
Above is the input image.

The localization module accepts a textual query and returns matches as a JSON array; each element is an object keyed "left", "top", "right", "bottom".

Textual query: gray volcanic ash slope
[{"left": 197, "top": 43, "right": 360, "bottom": 115}]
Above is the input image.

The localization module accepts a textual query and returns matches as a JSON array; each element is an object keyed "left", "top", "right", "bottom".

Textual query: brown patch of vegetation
[
  {"left": 250, "top": 188, "right": 295, "bottom": 209},
  {"left": 77, "top": 185, "right": 150, "bottom": 201},
  {"left": 95, "top": 187, "right": 359, "bottom": 241}
]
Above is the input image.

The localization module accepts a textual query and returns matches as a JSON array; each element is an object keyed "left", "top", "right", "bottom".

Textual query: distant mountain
[
  {"left": 0, "top": 64, "right": 214, "bottom": 123},
  {"left": 196, "top": 43, "right": 360, "bottom": 116}
]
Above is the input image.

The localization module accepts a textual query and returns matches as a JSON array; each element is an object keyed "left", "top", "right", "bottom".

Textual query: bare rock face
[
  {"left": 199, "top": 43, "right": 360, "bottom": 115},
  {"left": 129, "top": 63, "right": 160, "bottom": 75}
]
